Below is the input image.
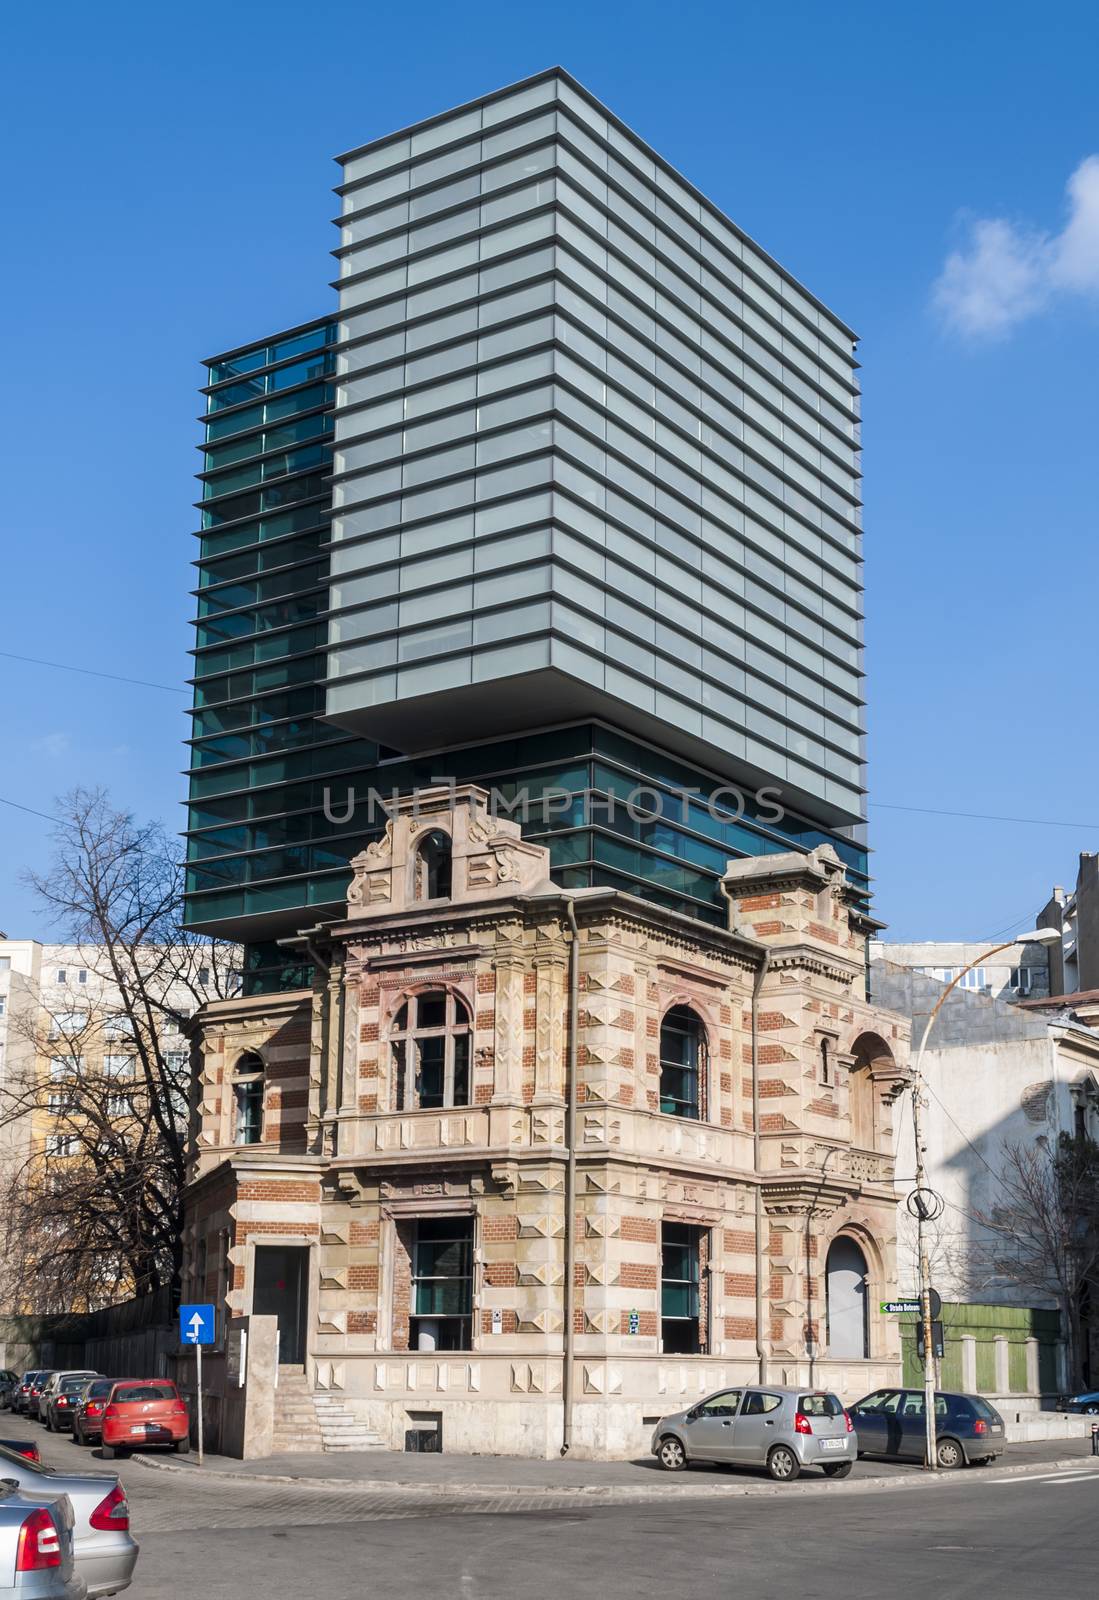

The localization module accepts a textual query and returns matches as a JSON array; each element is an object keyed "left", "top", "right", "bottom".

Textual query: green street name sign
[{"left": 880, "top": 1299, "right": 921, "bottom": 1315}]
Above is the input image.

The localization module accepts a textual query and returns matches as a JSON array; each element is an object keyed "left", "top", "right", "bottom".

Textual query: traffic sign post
[{"left": 180, "top": 1304, "right": 215, "bottom": 1466}]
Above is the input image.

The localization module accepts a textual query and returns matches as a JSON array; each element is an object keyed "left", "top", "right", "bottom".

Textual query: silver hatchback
[{"left": 651, "top": 1385, "right": 856, "bottom": 1481}]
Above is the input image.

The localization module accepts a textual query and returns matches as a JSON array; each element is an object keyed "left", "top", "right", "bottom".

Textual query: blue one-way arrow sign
[{"left": 179, "top": 1303, "right": 215, "bottom": 1346}]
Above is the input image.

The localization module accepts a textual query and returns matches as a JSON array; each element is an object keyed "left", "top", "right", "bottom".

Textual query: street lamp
[{"left": 910, "top": 925, "right": 1061, "bottom": 1471}]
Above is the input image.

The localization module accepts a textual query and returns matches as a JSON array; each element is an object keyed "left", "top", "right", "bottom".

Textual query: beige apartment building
[
  {"left": 182, "top": 787, "right": 911, "bottom": 1460},
  {"left": 0, "top": 937, "right": 221, "bottom": 1320}
]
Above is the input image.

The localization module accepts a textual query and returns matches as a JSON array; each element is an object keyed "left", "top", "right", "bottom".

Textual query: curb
[{"left": 131, "top": 1450, "right": 1096, "bottom": 1503}]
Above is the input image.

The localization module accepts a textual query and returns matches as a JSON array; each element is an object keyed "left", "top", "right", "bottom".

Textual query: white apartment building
[{"left": 870, "top": 938, "right": 1051, "bottom": 1003}]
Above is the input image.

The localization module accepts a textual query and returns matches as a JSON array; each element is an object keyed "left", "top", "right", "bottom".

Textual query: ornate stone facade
[{"left": 182, "top": 787, "right": 911, "bottom": 1458}]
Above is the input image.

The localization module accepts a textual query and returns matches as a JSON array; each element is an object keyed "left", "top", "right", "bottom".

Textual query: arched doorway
[{"left": 826, "top": 1236, "right": 869, "bottom": 1358}]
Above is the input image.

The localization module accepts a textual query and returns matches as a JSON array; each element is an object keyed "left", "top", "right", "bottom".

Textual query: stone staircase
[
  {"left": 270, "top": 1367, "right": 323, "bottom": 1453},
  {"left": 270, "top": 1366, "right": 385, "bottom": 1454},
  {"left": 311, "top": 1391, "right": 386, "bottom": 1452}
]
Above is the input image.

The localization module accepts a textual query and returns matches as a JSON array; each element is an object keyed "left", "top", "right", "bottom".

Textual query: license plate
[
  {"left": 821, "top": 1438, "right": 846, "bottom": 1451},
  {"left": 991, "top": 1425, "right": 1003, "bottom": 1434},
  {"left": 130, "top": 1425, "right": 145, "bottom": 1434}
]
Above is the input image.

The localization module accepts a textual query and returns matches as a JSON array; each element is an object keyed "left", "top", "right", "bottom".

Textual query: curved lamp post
[{"left": 910, "top": 926, "right": 1061, "bottom": 1470}]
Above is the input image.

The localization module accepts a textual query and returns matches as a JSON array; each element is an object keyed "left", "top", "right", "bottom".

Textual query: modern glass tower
[{"left": 185, "top": 69, "right": 869, "bottom": 992}]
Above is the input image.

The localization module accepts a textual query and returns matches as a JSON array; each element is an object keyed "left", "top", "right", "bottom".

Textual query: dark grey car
[
  {"left": 652, "top": 1385, "right": 855, "bottom": 1481},
  {"left": 849, "top": 1387, "right": 1005, "bottom": 1468}
]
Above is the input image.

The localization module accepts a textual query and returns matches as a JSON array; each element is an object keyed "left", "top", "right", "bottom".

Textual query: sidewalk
[{"left": 135, "top": 1434, "right": 1099, "bottom": 1499}]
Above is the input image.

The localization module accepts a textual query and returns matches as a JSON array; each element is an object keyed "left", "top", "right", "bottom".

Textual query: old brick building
[{"left": 182, "top": 786, "right": 910, "bottom": 1458}]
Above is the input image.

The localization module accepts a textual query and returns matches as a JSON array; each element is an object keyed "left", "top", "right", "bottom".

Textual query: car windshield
[
  {"left": 971, "top": 1396, "right": 1001, "bottom": 1421},
  {"left": 85, "top": 1380, "right": 113, "bottom": 1398},
  {"left": 59, "top": 1379, "right": 86, "bottom": 1394},
  {"left": 799, "top": 1393, "right": 843, "bottom": 1417},
  {"left": 113, "top": 1384, "right": 177, "bottom": 1403}
]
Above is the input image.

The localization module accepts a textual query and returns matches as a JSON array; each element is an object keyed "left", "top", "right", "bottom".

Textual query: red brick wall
[
  {"left": 620, "top": 1215, "right": 658, "bottom": 1243},
  {"left": 236, "top": 1180, "right": 321, "bottom": 1204},
  {"left": 391, "top": 1220, "right": 413, "bottom": 1351}
]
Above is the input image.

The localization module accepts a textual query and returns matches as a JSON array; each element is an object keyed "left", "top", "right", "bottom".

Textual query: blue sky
[{"left": 2, "top": 0, "right": 1097, "bottom": 944}]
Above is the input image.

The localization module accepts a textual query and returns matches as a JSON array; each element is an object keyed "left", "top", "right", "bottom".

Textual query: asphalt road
[{"left": 12, "top": 1424, "right": 1099, "bottom": 1599}]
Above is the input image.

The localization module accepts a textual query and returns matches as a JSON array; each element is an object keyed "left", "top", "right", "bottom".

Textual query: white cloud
[
  {"left": 933, "top": 156, "right": 1099, "bottom": 337},
  {"left": 1049, "top": 155, "right": 1099, "bottom": 293},
  {"left": 31, "top": 732, "right": 71, "bottom": 758}
]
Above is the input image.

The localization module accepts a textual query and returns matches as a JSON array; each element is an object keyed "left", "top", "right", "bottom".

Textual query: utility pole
[{"left": 911, "top": 1079, "right": 938, "bottom": 1472}]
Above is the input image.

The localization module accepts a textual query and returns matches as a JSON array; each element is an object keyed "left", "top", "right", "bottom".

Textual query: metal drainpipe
[
  {"left": 561, "top": 896, "right": 580, "bottom": 1456},
  {"left": 751, "top": 948, "right": 771, "bottom": 1385}
]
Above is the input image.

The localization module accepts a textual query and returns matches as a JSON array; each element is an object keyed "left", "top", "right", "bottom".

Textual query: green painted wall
[{"left": 899, "top": 1302, "right": 1060, "bottom": 1393}]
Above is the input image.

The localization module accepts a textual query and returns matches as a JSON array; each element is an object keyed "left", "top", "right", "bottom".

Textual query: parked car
[
  {"left": 652, "top": 1385, "right": 855, "bottom": 1481},
  {"left": 43, "top": 1382, "right": 101, "bottom": 1438},
  {"left": 23, "top": 1379, "right": 55, "bottom": 1424},
  {"left": 100, "top": 1382, "right": 189, "bottom": 1460},
  {"left": 69, "top": 1386, "right": 114, "bottom": 1450},
  {"left": 848, "top": 1387, "right": 1005, "bottom": 1468},
  {"left": 37, "top": 1380, "right": 97, "bottom": 1430},
  {"left": 0, "top": 1442, "right": 40, "bottom": 1462},
  {"left": 1059, "top": 1388, "right": 1099, "bottom": 1414},
  {"left": 0, "top": 1373, "right": 20, "bottom": 1412},
  {"left": 0, "top": 1479, "right": 84, "bottom": 1600},
  {"left": 12, "top": 1376, "right": 48, "bottom": 1419},
  {"left": 0, "top": 1442, "right": 137, "bottom": 1598}
]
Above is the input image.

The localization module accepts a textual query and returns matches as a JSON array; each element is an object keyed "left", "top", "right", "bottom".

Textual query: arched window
[
  {"left": 849, "top": 1032, "right": 893, "bottom": 1149},
  {"left": 413, "top": 830, "right": 452, "bottom": 901},
  {"left": 391, "top": 991, "right": 471, "bottom": 1111},
  {"left": 232, "top": 1052, "right": 265, "bottom": 1145},
  {"left": 826, "top": 1236, "right": 870, "bottom": 1358},
  {"left": 659, "top": 1006, "right": 705, "bottom": 1119}
]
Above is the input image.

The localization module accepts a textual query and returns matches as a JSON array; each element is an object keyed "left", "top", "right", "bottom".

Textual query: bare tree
[
  {"left": 0, "top": 787, "right": 237, "bottom": 1312},
  {"left": 974, "top": 1134, "right": 1099, "bottom": 1390}
]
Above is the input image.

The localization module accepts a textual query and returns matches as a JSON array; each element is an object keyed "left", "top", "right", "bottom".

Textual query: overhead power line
[
  {"left": 0, "top": 796, "right": 61, "bottom": 824},
  {"left": 0, "top": 650, "right": 187, "bottom": 695},
  {"left": 871, "top": 800, "right": 1099, "bottom": 831}
]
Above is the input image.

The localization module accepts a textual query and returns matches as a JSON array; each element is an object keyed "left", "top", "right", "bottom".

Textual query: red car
[
  {"left": 70, "top": 1378, "right": 114, "bottom": 1447},
  {"left": 0, "top": 1439, "right": 38, "bottom": 1461},
  {"left": 100, "top": 1379, "right": 190, "bottom": 1459}
]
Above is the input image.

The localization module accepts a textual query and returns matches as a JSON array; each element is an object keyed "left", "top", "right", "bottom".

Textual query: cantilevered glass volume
[
  {"left": 184, "top": 70, "right": 870, "bottom": 990},
  {"left": 328, "top": 69, "right": 865, "bottom": 828}
]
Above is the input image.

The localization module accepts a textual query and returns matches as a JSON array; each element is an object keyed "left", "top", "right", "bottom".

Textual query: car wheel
[
  {"left": 657, "top": 1435, "right": 687, "bottom": 1472},
  {"left": 822, "top": 1461, "right": 853, "bottom": 1478},
  {"left": 1086, "top": 1405, "right": 1099, "bottom": 1416},
  {"left": 174, "top": 1436, "right": 190, "bottom": 1455},
  {"left": 767, "top": 1445, "right": 801, "bottom": 1482},
  {"left": 936, "top": 1437, "right": 964, "bottom": 1469}
]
